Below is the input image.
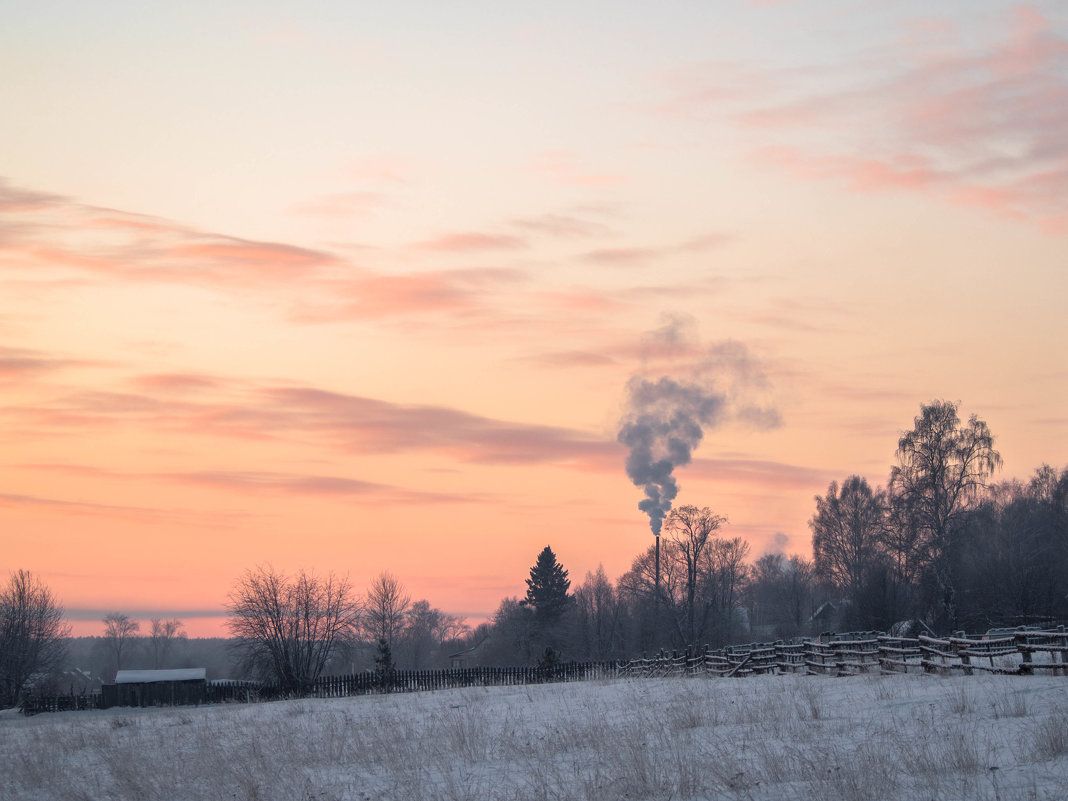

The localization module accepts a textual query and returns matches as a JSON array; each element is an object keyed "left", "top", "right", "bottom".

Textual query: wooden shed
[
  {"left": 449, "top": 637, "right": 491, "bottom": 668},
  {"left": 102, "top": 668, "right": 208, "bottom": 708}
]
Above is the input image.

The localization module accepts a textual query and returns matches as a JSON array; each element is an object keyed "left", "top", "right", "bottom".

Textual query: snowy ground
[{"left": 2, "top": 673, "right": 1067, "bottom": 800}]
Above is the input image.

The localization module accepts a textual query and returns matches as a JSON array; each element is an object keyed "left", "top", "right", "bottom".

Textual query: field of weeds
[{"left": 3, "top": 673, "right": 1067, "bottom": 800}]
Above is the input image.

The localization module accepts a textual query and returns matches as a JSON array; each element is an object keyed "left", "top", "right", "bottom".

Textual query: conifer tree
[{"left": 523, "top": 546, "right": 571, "bottom": 623}]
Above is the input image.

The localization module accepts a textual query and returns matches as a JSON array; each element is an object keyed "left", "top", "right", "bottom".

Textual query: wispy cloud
[
  {"left": 63, "top": 606, "right": 227, "bottom": 622},
  {"left": 661, "top": 7, "right": 1068, "bottom": 234},
  {"left": 18, "top": 463, "right": 482, "bottom": 507},
  {"left": 582, "top": 233, "right": 732, "bottom": 266},
  {"left": 516, "top": 350, "right": 619, "bottom": 369},
  {"left": 292, "top": 267, "right": 527, "bottom": 323},
  {"left": 0, "top": 490, "right": 243, "bottom": 527},
  {"left": 252, "top": 386, "right": 620, "bottom": 466},
  {"left": 754, "top": 147, "right": 942, "bottom": 194},
  {"left": 165, "top": 470, "right": 477, "bottom": 505},
  {"left": 414, "top": 232, "right": 527, "bottom": 252},
  {"left": 130, "top": 373, "right": 226, "bottom": 394},
  {"left": 168, "top": 238, "right": 338, "bottom": 277},
  {"left": 0, "top": 178, "right": 65, "bottom": 212},
  {"left": 509, "top": 212, "right": 617, "bottom": 240},
  {"left": 0, "top": 179, "right": 562, "bottom": 329},
  {"left": 685, "top": 457, "right": 834, "bottom": 490},
  {"left": 0, "top": 346, "right": 96, "bottom": 379},
  {"left": 3, "top": 380, "right": 619, "bottom": 467},
  {"left": 0, "top": 180, "right": 341, "bottom": 289}
]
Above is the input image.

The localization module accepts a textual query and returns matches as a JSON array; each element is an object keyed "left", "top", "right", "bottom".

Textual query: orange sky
[{"left": 2, "top": 1, "right": 1066, "bottom": 636}]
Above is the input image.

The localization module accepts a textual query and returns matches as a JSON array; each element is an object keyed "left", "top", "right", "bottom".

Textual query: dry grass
[{"left": 2, "top": 674, "right": 1067, "bottom": 800}]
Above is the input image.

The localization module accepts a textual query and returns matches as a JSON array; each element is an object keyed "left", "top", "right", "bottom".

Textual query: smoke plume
[
  {"left": 618, "top": 319, "right": 781, "bottom": 536},
  {"left": 618, "top": 376, "right": 725, "bottom": 535}
]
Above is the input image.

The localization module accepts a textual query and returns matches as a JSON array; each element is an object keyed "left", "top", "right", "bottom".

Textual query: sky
[{"left": 2, "top": 0, "right": 1066, "bottom": 637}]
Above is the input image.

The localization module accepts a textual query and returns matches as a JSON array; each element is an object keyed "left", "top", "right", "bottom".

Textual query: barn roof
[{"left": 115, "top": 668, "right": 206, "bottom": 684}]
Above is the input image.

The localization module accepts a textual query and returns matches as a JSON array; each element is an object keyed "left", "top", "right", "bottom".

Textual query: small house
[
  {"left": 449, "top": 637, "right": 491, "bottom": 669},
  {"left": 102, "top": 668, "right": 207, "bottom": 708}
]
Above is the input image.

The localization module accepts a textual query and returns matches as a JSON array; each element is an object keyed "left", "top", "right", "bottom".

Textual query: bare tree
[
  {"left": 664, "top": 505, "right": 726, "bottom": 646},
  {"left": 398, "top": 600, "right": 469, "bottom": 668},
  {"left": 810, "top": 476, "right": 887, "bottom": 613},
  {"left": 0, "top": 570, "right": 70, "bottom": 707},
  {"left": 747, "top": 553, "right": 815, "bottom": 638},
  {"left": 883, "top": 488, "right": 927, "bottom": 587},
  {"left": 484, "top": 597, "right": 535, "bottom": 665},
  {"left": 102, "top": 613, "right": 141, "bottom": 679},
  {"left": 889, "top": 400, "right": 1001, "bottom": 625},
  {"left": 227, "top": 566, "right": 361, "bottom": 694},
  {"left": 148, "top": 618, "right": 186, "bottom": 669},
  {"left": 364, "top": 572, "right": 410, "bottom": 649},
  {"left": 617, "top": 540, "right": 686, "bottom": 651},
  {"left": 572, "top": 565, "right": 623, "bottom": 660},
  {"left": 701, "top": 536, "right": 751, "bottom": 644}
]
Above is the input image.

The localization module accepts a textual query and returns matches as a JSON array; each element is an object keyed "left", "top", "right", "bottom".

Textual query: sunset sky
[{"left": 2, "top": 1, "right": 1066, "bottom": 637}]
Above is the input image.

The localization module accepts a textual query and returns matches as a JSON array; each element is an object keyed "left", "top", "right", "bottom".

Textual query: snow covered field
[{"left": 3, "top": 673, "right": 1067, "bottom": 800}]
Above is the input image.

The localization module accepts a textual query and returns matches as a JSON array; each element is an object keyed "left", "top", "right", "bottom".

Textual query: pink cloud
[
  {"left": 685, "top": 457, "right": 834, "bottom": 490},
  {"left": 755, "top": 147, "right": 943, "bottom": 194},
  {"left": 292, "top": 268, "right": 525, "bottom": 322},
  {"left": 583, "top": 233, "right": 732, "bottom": 266},
  {"left": 17, "top": 462, "right": 474, "bottom": 506},
  {"left": 0, "top": 182, "right": 342, "bottom": 288},
  {"left": 509, "top": 213, "right": 616, "bottom": 240},
  {"left": 992, "top": 5, "right": 1068, "bottom": 78},
  {"left": 679, "top": 7, "right": 1068, "bottom": 234},
  {"left": 533, "top": 290, "right": 626, "bottom": 314},
  {"left": 249, "top": 385, "right": 620, "bottom": 466},
  {"left": 7, "top": 370, "right": 820, "bottom": 500},
  {"left": 0, "top": 346, "right": 88, "bottom": 379},
  {"left": 131, "top": 373, "right": 225, "bottom": 393},
  {"left": 84, "top": 213, "right": 189, "bottom": 234},
  {"left": 414, "top": 232, "right": 527, "bottom": 252},
  {"left": 1, "top": 378, "right": 618, "bottom": 467},
  {"left": 517, "top": 350, "right": 619, "bottom": 369},
  {"left": 0, "top": 178, "right": 64, "bottom": 212},
  {"left": 170, "top": 238, "right": 337, "bottom": 273},
  {"left": 166, "top": 470, "right": 474, "bottom": 505},
  {"left": 0, "top": 490, "right": 241, "bottom": 527},
  {"left": 25, "top": 245, "right": 122, "bottom": 275}
]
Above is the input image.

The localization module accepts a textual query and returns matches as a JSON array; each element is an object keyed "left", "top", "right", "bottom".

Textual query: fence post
[
  {"left": 1017, "top": 632, "right": 1034, "bottom": 675},
  {"left": 955, "top": 639, "right": 973, "bottom": 676}
]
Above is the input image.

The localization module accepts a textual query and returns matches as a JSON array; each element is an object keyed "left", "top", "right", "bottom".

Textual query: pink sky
[{"left": 2, "top": 1, "right": 1066, "bottom": 636}]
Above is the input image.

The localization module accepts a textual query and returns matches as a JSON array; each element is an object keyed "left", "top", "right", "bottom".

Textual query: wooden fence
[
  {"left": 19, "top": 693, "right": 102, "bottom": 715},
  {"left": 616, "top": 627, "right": 1068, "bottom": 679},
  {"left": 299, "top": 661, "right": 617, "bottom": 699},
  {"left": 916, "top": 629, "right": 1068, "bottom": 675},
  {"left": 19, "top": 627, "right": 1067, "bottom": 715}
]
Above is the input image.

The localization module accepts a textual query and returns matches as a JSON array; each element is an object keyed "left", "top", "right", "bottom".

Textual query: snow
[
  {"left": 3, "top": 672, "right": 1067, "bottom": 800},
  {"left": 114, "top": 668, "right": 207, "bottom": 683}
]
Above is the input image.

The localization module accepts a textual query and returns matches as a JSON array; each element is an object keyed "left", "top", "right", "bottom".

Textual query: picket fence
[{"left": 19, "top": 627, "right": 1068, "bottom": 715}]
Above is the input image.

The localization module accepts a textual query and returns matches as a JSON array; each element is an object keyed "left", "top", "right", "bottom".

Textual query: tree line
[
  {"left": 811, "top": 400, "right": 1068, "bottom": 633},
  {"left": 3, "top": 399, "right": 1065, "bottom": 704},
  {"left": 473, "top": 400, "right": 1067, "bottom": 664}
]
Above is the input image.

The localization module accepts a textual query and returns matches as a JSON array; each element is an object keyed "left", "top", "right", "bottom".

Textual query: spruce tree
[
  {"left": 524, "top": 545, "right": 571, "bottom": 623},
  {"left": 374, "top": 637, "right": 395, "bottom": 692}
]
